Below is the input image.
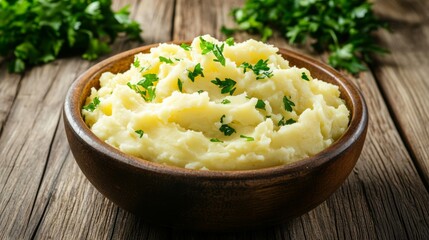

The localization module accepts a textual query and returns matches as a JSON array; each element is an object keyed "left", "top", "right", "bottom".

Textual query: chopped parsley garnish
[
  {"left": 220, "top": 124, "right": 236, "bottom": 136},
  {"left": 197, "top": 90, "right": 205, "bottom": 94},
  {"left": 133, "top": 58, "right": 140, "bottom": 68},
  {"left": 301, "top": 72, "right": 310, "bottom": 81},
  {"left": 240, "top": 62, "right": 252, "bottom": 73},
  {"left": 278, "top": 117, "right": 296, "bottom": 126},
  {"left": 127, "top": 73, "right": 159, "bottom": 102},
  {"left": 255, "top": 99, "right": 266, "bottom": 110},
  {"left": 225, "top": 37, "right": 235, "bottom": 46},
  {"left": 253, "top": 59, "right": 273, "bottom": 79},
  {"left": 83, "top": 97, "right": 100, "bottom": 112},
  {"left": 188, "top": 63, "right": 204, "bottom": 82},
  {"left": 219, "top": 114, "right": 236, "bottom": 136},
  {"left": 220, "top": 114, "right": 226, "bottom": 123},
  {"left": 211, "top": 77, "right": 236, "bottom": 95},
  {"left": 240, "top": 135, "right": 254, "bottom": 141},
  {"left": 199, "top": 37, "right": 226, "bottom": 66},
  {"left": 210, "top": 138, "right": 223, "bottom": 143},
  {"left": 180, "top": 43, "right": 192, "bottom": 51},
  {"left": 135, "top": 130, "right": 144, "bottom": 138},
  {"left": 221, "top": 99, "right": 231, "bottom": 104},
  {"left": 177, "top": 78, "right": 183, "bottom": 92},
  {"left": 240, "top": 59, "right": 273, "bottom": 80},
  {"left": 283, "top": 96, "right": 295, "bottom": 112},
  {"left": 159, "top": 56, "right": 173, "bottom": 64}
]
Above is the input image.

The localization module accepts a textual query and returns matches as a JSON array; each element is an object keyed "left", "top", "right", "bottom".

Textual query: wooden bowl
[{"left": 63, "top": 42, "right": 368, "bottom": 231}]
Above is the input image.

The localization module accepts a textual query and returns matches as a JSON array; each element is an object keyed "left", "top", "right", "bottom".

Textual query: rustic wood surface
[{"left": 1, "top": 0, "right": 428, "bottom": 239}]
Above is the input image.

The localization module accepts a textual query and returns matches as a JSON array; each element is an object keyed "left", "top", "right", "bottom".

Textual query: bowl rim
[{"left": 64, "top": 41, "right": 368, "bottom": 180}]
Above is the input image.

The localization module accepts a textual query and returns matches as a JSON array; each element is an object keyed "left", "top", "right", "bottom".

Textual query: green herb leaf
[
  {"left": 159, "top": 56, "right": 173, "bottom": 64},
  {"left": 219, "top": 115, "right": 236, "bottom": 136},
  {"left": 240, "top": 62, "right": 252, "bottom": 73},
  {"left": 220, "top": 114, "right": 226, "bottom": 123},
  {"left": 83, "top": 97, "right": 100, "bottom": 112},
  {"left": 138, "top": 74, "right": 159, "bottom": 88},
  {"left": 212, "top": 43, "right": 226, "bottom": 66},
  {"left": 177, "top": 78, "right": 183, "bottom": 92},
  {"left": 135, "top": 130, "right": 144, "bottom": 138},
  {"left": 180, "top": 43, "right": 192, "bottom": 51},
  {"left": 210, "top": 138, "right": 223, "bottom": 143},
  {"left": 211, "top": 77, "right": 237, "bottom": 95},
  {"left": 221, "top": 99, "right": 231, "bottom": 104},
  {"left": 240, "top": 135, "right": 254, "bottom": 141},
  {"left": 197, "top": 90, "right": 204, "bottom": 94},
  {"left": 188, "top": 63, "right": 204, "bottom": 82},
  {"left": 199, "top": 37, "right": 226, "bottom": 66},
  {"left": 301, "top": 72, "right": 309, "bottom": 81},
  {"left": 278, "top": 117, "right": 296, "bottom": 126},
  {"left": 199, "top": 37, "right": 215, "bottom": 54},
  {"left": 226, "top": 37, "right": 235, "bottom": 46},
  {"left": 219, "top": 124, "right": 236, "bottom": 136},
  {"left": 283, "top": 96, "right": 295, "bottom": 112},
  {"left": 240, "top": 59, "right": 273, "bottom": 79},
  {"left": 255, "top": 99, "right": 266, "bottom": 110},
  {"left": 127, "top": 74, "right": 159, "bottom": 101},
  {"left": 253, "top": 59, "right": 273, "bottom": 79},
  {"left": 133, "top": 58, "right": 140, "bottom": 68}
]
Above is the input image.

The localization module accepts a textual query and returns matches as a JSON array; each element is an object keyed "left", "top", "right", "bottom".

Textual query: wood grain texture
[
  {"left": 372, "top": 0, "right": 429, "bottom": 188},
  {"left": 0, "top": 0, "right": 428, "bottom": 239}
]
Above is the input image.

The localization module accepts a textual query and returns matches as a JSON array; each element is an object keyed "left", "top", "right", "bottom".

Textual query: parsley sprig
[
  {"left": 177, "top": 78, "right": 183, "bottom": 92},
  {"left": 301, "top": 72, "right": 310, "bottom": 81},
  {"left": 135, "top": 130, "right": 145, "bottom": 138},
  {"left": 159, "top": 56, "right": 174, "bottom": 64},
  {"left": 211, "top": 78, "right": 237, "bottom": 95},
  {"left": 199, "top": 37, "right": 226, "bottom": 66},
  {"left": 240, "top": 135, "right": 254, "bottom": 141},
  {"left": 221, "top": 99, "right": 231, "bottom": 104},
  {"left": 224, "top": 0, "right": 388, "bottom": 74},
  {"left": 180, "top": 43, "right": 192, "bottom": 51},
  {"left": 127, "top": 74, "right": 159, "bottom": 102},
  {"left": 83, "top": 97, "right": 100, "bottom": 112},
  {"left": 188, "top": 63, "right": 204, "bottom": 82},
  {"left": 255, "top": 99, "right": 266, "bottom": 110},
  {"left": 240, "top": 59, "right": 273, "bottom": 80},
  {"left": 283, "top": 96, "right": 295, "bottom": 112},
  {"left": 1, "top": 0, "right": 142, "bottom": 73}
]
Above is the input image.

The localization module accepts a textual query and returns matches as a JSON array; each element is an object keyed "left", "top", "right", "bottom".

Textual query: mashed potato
[{"left": 82, "top": 35, "right": 350, "bottom": 171}]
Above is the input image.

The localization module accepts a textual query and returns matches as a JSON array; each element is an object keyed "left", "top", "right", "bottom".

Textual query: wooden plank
[
  {"left": 372, "top": 0, "right": 429, "bottom": 187},
  {"left": 173, "top": 0, "right": 243, "bottom": 41},
  {"left": 0, "top": 57, "right": 92, "bottom": 239},
  {"left": 0, "top": 65, "right": 22, "bottom": 135}
]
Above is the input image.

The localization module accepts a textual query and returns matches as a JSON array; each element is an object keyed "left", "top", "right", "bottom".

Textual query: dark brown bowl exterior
[{"left": 63, "top": 43, "right": 368, "bottom": 231}]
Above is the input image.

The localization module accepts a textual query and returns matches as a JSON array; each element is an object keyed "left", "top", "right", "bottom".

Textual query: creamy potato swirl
[{"left": 82, "top": 35, "right": 349, "bottom": 170}]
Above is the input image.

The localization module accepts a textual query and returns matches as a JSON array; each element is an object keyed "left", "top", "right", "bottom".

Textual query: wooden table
[{"left": 1, "top": 0, "right": 429, "bottom": 239}]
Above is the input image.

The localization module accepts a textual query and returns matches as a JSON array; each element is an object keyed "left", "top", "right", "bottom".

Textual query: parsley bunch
[
  {"left": 0, "top": 0, "right": 142, "bottom": 73},
  {"left": 224, "top": 0, "right": 388, "bottom": 74}
]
